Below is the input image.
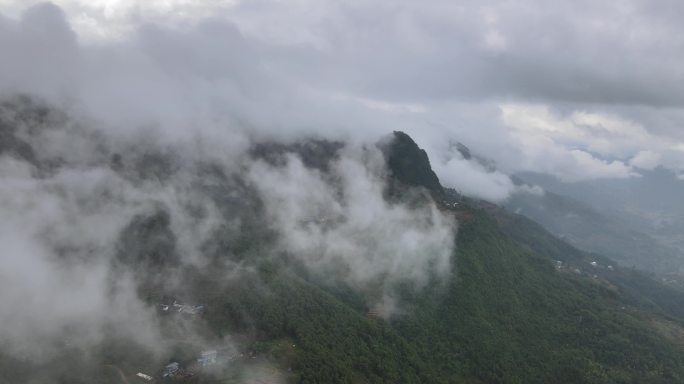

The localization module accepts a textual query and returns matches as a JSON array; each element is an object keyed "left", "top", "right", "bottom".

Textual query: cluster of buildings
[
  {"left": 159, "top": 349, "right": 221, "bottom": 380},
  {"left": 554, "top": 259, "right": 614, "bottom": 277},
  {"left": 589, "top": 260, "right": 614, "bottom": 271},
  {"left": 196, "top": 350, "right": 218, "bottom": 367},
  {"left": 162, "top": 362, "right": 183, "bottom": 378},
  {"left": 158, "top": 300, "right": 206, "bottom": 317}
]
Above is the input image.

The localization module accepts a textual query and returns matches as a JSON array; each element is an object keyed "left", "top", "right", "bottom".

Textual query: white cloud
[
  {"left": 434, "top": 155, "right": 516, "bottom": 202},
  {"left": 630, "top": 150, "right": 662, "bottom": 170},
  {"left": 247, "top": 148, "right": 456, "bottom": 316},
  {"left": 0, "top": 154, "right": 164, "bottom": 358},
  {"left": 498, "top": 103, "right": 684, "bottom": 180}
]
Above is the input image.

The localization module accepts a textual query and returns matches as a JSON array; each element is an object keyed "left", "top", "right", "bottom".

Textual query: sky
[{"left": 1, "top": 0, "right": 684, "bottom": 200}]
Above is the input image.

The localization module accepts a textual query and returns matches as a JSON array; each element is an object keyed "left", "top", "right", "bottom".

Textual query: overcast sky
[{"left": 2, "top": 0, "right": 684, "bottom": 200}]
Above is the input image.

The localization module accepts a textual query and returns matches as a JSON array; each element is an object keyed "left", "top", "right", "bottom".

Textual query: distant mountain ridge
[
  {"left": 428, "top": 131, "right": 684, "bottom": 275},
  {"left": 506, "top": 177, "right": 684, "bottom": 274}
]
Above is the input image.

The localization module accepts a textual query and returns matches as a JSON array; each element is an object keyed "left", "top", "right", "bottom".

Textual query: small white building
[
  {"left": 198, "top": 350, "right": 218, "bottom": 367},
  {"left": 163, "top": 362, "right": 180, "bottom": 378}
]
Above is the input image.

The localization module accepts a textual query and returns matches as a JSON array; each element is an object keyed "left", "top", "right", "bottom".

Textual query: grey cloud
[
  {"left": 224, "top": 0, "right": 684, "bottom": 106},
  {"left": 4, "top": 1, "right": 684, "bottom": 188}
]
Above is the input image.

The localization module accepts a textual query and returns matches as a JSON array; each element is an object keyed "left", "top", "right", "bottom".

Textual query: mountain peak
[{"left": 382, "top": 131, "right": 444, "bottom": 195}]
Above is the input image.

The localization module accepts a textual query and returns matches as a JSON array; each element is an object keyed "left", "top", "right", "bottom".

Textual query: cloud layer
[{"left": 3, "top": 0, "right": 684, "bottom": 203}]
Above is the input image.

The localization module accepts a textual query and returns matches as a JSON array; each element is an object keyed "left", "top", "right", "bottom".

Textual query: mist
[
  {"left": 3, "top": 0, "right": 684, "bottom": 381},
  {"left": 0, "top": 92, "right": 457, "bottom": 381},
  {"left": 248, "top": 146, "right": 455, "bottom": 315}
]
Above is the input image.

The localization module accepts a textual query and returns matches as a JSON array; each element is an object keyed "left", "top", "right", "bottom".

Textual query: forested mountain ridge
[{"left": 3, "top": 98, "right": 684, "bottom": 383}]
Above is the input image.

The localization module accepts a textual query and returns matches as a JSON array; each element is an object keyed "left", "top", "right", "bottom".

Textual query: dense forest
[{"left": 3, "top": 113, "right": 684, "bottom": 383}]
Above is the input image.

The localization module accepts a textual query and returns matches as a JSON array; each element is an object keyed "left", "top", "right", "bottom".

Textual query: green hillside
[{"left": 4, "top": 129, "right": 684, "bottom": 384}]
